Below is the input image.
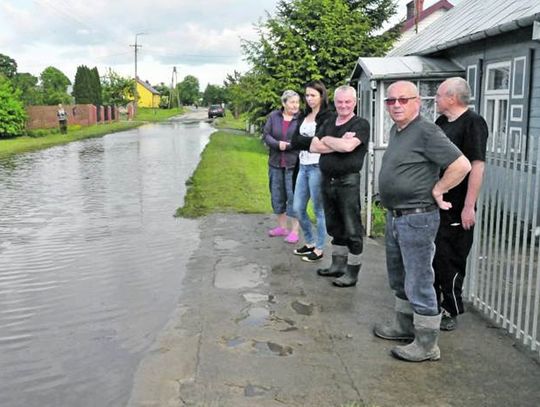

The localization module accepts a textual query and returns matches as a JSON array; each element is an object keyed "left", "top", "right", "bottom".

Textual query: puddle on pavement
[
  {"left": 244, "top": 383, "right": 271, "bottom": 397},
  {"left": 214, "top": 262, "right": 267, "bottom": 289},
  {"left": 214, "top": 237, "right": 240, "bottom": 250},
  {"left": 252, "top": 340, "right": 293, "bottom": 356},
  {"left": 242, "top": 293, "right": 276, "bottom": 304},
  {"left": 291, "top": 300, "right": 314, "bottom": 315},
  {"left": 225, "top": 336, "right": 246, "bottom": 348},
  {"left": 237, "top": 307, "right": 271, "bottom": 327}
]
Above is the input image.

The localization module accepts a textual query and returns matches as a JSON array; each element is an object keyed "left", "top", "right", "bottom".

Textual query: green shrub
[{"left": 0, "top": 75, "right": 27, "bottom": 138}]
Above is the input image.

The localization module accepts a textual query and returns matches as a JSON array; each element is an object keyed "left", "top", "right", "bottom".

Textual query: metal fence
[{"left": 465, "top": 134, "right": 540, "bottom": 356}]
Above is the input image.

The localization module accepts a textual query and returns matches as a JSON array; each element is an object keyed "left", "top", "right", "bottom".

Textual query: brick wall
[{"left": 25, "top": 105, "right": 119, "bottom": 130}]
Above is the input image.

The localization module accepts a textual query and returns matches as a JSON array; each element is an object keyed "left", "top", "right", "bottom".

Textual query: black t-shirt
[
  {"left": 436, "top": 109, "right": 488, "bottom": 222},
  {"left": 316, "top": 115, "right": 370, "bottom": 177}
]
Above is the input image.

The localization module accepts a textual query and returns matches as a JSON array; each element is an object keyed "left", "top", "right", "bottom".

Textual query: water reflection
[{"left": 0, "top": 121, "right": 212, "bottom": 407}]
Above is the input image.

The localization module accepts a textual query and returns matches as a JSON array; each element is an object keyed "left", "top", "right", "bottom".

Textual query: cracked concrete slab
[{"left": 128, "top": 214, "right": 540, "bottom": 407}]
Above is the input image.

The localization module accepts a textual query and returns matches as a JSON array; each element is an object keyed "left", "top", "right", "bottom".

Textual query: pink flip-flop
[
  {"left": 268, "top": 227, "right": 289, "bottom": 237},
  {"left": 284, "top": 231, "right": 299, "bottom": 244}
]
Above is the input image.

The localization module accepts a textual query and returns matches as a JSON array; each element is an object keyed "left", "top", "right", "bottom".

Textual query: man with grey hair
[
  {"left": 309, "top": 85, "right": 369, "bottom": 288},
  {"left": 433, "top": 77, "right": 488, "bottom": 331},
  {"left": 374, "top": 80, "right": 470, "bottom": 362}
]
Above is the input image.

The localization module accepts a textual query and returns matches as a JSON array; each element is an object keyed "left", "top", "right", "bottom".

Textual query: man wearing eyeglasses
[
  {"left": 374, "top": 81, "right": 471, "bottom": 362},
  {"left": 433, "top": 78, "right": 488, "bottom": 332}
]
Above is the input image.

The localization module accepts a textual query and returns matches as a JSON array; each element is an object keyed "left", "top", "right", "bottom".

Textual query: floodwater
[{"left": 0, "top": 118, "right": 212, "bottom": 407}]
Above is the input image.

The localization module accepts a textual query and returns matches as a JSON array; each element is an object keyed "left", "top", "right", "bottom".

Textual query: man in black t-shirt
[
  {"left": 433, "top": 77, "right": 488, "bottom": 331},
  {"left": 309, "top": 85, "right": 369, "bottom": 288}
]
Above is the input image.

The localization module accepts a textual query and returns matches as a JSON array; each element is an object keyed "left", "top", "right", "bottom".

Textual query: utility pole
[{"left": 130, "top": 32, "right": 146, "bottom": 110}]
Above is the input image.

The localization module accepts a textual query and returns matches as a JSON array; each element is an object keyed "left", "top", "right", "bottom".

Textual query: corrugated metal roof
[
  {"left": 349, "top": 56, "right": 463, "bottom": 81},
  {"left": 389, "top": 0, "right": 540, "bottom": 56}
]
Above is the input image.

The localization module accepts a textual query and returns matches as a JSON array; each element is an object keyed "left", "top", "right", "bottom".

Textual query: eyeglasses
[{"left": 384, "top": 96, "right": 417, "bottom": 106}]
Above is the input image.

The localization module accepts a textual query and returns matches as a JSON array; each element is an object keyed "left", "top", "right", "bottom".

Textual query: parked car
[{"left": 208, "top": 104, "right": 224, "bottom": 119}]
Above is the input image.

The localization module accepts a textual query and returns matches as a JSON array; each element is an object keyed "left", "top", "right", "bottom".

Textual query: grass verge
[
  {"left": 134, "top": 107, "right": 185, "bottom": 122},
  {"left": 214, "top": 110, "right": 248, "bottom": 131},
  {"left": 176, "top": 131, "right": 270, "bottom": 217},
  {"left": 0, "top": 121, "right": 142, "bottom": 159},
  {"left": 176, "top": 130, "right": 387, "bottom": 235}
]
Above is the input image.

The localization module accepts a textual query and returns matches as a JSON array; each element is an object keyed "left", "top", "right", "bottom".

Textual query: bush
[{"left": 0, "top": 75, "right": 26, "bottom": 138}]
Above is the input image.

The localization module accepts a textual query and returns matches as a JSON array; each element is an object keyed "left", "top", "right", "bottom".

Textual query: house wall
[{"left": 136, "top": 83, "right": 160, "bottom": 108}]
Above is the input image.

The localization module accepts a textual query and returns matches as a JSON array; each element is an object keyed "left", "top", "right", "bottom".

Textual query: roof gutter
[{"left": 414, "top": 12, "right": 540, "bottom": 56}]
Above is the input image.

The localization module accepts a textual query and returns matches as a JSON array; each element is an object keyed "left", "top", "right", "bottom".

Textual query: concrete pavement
[{"left": 128, "top": 214, "right": 540, "bottom": 407}]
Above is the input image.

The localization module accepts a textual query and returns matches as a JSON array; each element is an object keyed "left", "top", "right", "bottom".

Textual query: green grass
[
  {"left": 176, "top": 131, "right": 271, "bottom": 217},
  {"left": 134, "top": 107, "right": 185, "bottom": 122},
  {"left": 214, "top": 110, "right": 248, "bottom": 131},
  {"left": 176, "top": 130, "right": 388, "bottom": 237},
  {"left": 0, "top": 121, "right": 142, "bottom": 159}
]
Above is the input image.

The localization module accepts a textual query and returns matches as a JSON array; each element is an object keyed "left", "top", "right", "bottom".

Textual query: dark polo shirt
[{"left": 379, "top": 115, "right": 462, "bottom": 209}]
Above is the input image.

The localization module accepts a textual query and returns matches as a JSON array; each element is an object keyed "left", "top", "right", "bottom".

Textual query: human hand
[
  {"left": 279, "top": 141, "right": 289, "bottom": 151},
  {"left": 343, "top": 132, "right": 356, "bottom": 139},
  {"left": 432, "top": 185, "right": 452, "bottom": 210},
  {"left": 461, "top": 206, "right": 476, "bottom": 230}
]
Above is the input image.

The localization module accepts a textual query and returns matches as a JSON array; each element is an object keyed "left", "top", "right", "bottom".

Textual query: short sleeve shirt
[
  {"left": 436, "top": 109, "right": 488, "bottom": 221},
  {"left": 317, "top": 115, "right": 370, "bottom": 177},
  {"left": 379, "top": 115, "right": 462, "bottom": 209}
]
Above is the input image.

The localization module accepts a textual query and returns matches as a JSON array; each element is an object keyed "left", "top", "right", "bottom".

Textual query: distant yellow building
[{"left": 135, "top": 78, "right": 160, "bottom": 108}]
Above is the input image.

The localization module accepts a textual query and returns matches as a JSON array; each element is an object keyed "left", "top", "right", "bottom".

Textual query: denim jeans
[
  {"left": 321, "top": 172, "right": 364, "bottom": 255},
  {"left": 385, "top": 209, "right": 440, "bottom": 316},
  {"left": 268, "top": 166, "right": 295, "bottom": 217},
  {"left": 293, "top": 164, "right": 326, "bottom": 250}
]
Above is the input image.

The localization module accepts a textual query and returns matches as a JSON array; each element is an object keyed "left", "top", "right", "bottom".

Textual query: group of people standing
[
  {"left": 264, "top": 82, "right": 368, "bottom": 289},
  {"left": 263, "top": 77, "right": 488, "bottom": 363}
]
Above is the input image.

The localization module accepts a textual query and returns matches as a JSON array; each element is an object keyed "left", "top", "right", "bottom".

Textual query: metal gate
[{"left": 465, "top": 135, "right": 540, "bottom": 355}]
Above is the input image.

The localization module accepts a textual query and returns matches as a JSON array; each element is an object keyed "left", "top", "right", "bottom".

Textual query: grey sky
[{"left": 0, "top": 0, "right": 453, "bottom": 88}]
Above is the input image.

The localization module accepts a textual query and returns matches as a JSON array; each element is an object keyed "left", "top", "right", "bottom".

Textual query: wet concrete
[{"left": 128, "top": 213, "right": 540, "bottom": 407}]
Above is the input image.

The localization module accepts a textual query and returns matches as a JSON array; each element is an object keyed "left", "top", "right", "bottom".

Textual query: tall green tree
[
  {"left": 241, "top": 0, "right": 399, "bottom": 123},
  {"left": 202, "top": 84, "right": 227, "bottom": 106},
  {"left": 73, "top": 65, "right": 102, "bottom": 105},
  {"left": 0, "top": 53, "right": 17, "bottom": 79},
  {"left": 177, "top": 75, "right": 200, "bottom": 105},
  {"left": 223, "top": 70, "right": 257, "bottom": 118},
  {"left": 0, "top": 75, "right": 26, "bottom": 138},
  {"left": 40, "top": 66, "right": 72, "bottom": 105},
  {"left": 12, "top": 72, "right": 42, "bottom": 105},
  {"left": 101, "top": 69, "right": 135, "bottom": 106}
]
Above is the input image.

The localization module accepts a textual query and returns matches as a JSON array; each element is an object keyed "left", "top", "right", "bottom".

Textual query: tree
[
  {"left": 73, "top": 65, "right": 102, "bottom": 105},
  {"left": 0, "top": 75, "right": 26, "bottom": 138},
  {"left": 0, "top": 53, "right": 17, "bottom": 79},
  {"left": 202, "top": 84, "right": 226, "bottom": 106},
  {"left": 12, "top": 72, "right": 42, "bottom": 105},
  {"left": 101, "top": 69, "right": 135, "bottom": 106},
  {"left": 40, "top": 66, "right": 72, "bottom": 105},
  {"left": 223, "top": 70, "right": 258, "bottom": 118},
  {"left": 241, "top": 0, "right": 399, "bottom": 123},
  {"left": 177, "top": 75, "right": 200, "bottom": 105}
]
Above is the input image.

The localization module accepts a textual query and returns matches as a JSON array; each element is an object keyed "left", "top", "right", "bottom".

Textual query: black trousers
[
  {"left": 433, "top": 222, "right": 474, "bottom": 316},
  {"left": 321, "top": 172, "right": 364, "bottom": 255}
]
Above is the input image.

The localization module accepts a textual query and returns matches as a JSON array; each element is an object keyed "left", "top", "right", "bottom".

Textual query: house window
[
  {"left": 484, "top": 61, "right": 511, "bottom": 153},
  {"left": 380, "top": 79, "right": 442, "bottom": 146}
]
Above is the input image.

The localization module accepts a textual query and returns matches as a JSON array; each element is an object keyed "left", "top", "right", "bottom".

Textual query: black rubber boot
[
  {"left": 317, "top": 254, "right": 347, "bottom": 277},
  {"left": 332, "top": 264, "right": 361, "bottom": 287}
]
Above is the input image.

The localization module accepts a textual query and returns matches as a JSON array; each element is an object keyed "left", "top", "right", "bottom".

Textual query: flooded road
[{"left": 0, "top": 116, "right": 213, "bottom": 407}]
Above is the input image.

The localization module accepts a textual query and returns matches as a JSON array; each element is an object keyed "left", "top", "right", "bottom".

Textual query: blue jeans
[
  {"left": 268, "top": 166, "right": 295, "bottom": 217},
  {"left": 293, "top": 164, "right": 326, "bottom": 250},
  {"left": 385, "top": 209, "right": 440, "bottom": 316}
]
